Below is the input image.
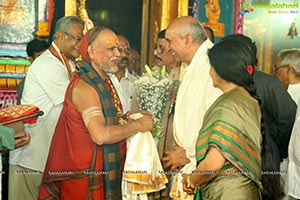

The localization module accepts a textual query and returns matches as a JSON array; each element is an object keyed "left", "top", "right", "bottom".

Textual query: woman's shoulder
[{"left": 213, "top": 89, "right": 258, "bottom": 114}]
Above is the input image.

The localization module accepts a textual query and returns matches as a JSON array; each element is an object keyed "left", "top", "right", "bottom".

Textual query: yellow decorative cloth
[{"left": 122, "top": 113, "right": 168, "bottom": 199}]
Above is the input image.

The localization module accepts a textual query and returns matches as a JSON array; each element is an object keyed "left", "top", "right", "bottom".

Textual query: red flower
[{"left": 247, "top": 65, "right": 254, "bottom": 75}]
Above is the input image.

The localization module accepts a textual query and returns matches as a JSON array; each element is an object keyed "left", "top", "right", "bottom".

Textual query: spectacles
[
  {"left": 272, "top": 64, "right": 288, "bottom": 72},
  {"left": 152, "top": 44, "right": 165, "bottom": 54},
  {"left": 62, "top": 31, "right": 82, "bottom": 43}
]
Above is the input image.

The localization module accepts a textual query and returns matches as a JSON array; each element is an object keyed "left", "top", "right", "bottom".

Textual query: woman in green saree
[{"left": 182, "top": 39, "right": 268, "bottom": 199}]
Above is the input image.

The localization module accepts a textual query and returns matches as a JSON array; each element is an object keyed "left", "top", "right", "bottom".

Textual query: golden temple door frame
[{"left": 141, "top": 0, "right": 150, "bottom": 71}]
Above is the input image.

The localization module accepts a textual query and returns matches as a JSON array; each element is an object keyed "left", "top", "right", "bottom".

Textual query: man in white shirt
[
  {"left": 272, "top": 48, "right": 300, "bottom": 105},
  {"left": 271, "top": 48, "right": 300, "bottom": 200},
  {"left": 8, "top": 16, "right": 84, "bottom": 200},
  {"left": 161, "top": 16, "right": 222, "bottom": 199},
  {"left": 109, "top": 35, "right": 139, "bottom": 113},
  {"left": 286, "top": 98, "right": 300, "bottom": 200}
]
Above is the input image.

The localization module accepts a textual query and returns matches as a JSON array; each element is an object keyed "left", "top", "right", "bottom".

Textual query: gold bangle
[
  {"left": 187, "top": 175, "right": 198, "bottom": 194},
  {"left": 187, "top": 175, "right": 195, "bottom": 189}
]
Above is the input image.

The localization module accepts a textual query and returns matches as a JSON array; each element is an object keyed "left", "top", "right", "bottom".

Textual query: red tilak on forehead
[{"left": 108, "top": 37, "right": 118, "bottom": 45}]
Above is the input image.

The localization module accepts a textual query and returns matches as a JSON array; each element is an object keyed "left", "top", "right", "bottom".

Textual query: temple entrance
[{"left": 86, "top": 0, "right": 143, "bottom": 52}]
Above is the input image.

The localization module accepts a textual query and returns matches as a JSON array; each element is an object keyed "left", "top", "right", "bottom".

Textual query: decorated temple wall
[
  {"left": 0, "top": 0, "right": 48, "bottom": 108},
  {"left": 0, "top": 59, "right": 30, "bottom": 108}
]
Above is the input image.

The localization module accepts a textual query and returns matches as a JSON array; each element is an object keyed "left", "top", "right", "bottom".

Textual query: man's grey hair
[
  {"left": 52, "top": 16, "right": 84, "bottom": 40},
  {"left": 278, "top": 48, "right": 300, "bottom": 76},
  {"left": 176, "top": 21, "right": 207, "bottom": 43}
]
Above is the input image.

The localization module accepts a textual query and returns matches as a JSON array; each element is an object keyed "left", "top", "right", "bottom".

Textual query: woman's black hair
[
  {"left": 208, "top": 38, "right": 284, "bottom": 200},
  {"left": 208, "top": 39, "right": 256, "bottom": 91}
]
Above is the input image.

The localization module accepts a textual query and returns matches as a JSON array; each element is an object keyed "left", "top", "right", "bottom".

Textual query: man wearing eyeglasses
[
  {"left": 109, "top": 35, "right": 139, "bottom": 114},
  {"left": 153, "top": 29, "right": 182, "bottom": 74},
  {"left": 272, "top": 48, "right": 300, "bottom": 200},
  {"left": 272, "top": 48, "right": 300, "bottom": 105},
  {"left": 8, "top": 16, "right": 84, "bottom": 200},
  {"left": 151, "top": 29, "right": 184, "bottom": 157}
]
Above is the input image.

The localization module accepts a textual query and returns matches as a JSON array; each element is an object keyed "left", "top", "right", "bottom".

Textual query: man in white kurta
[
  {"left": 288, "top": 83, "right": 300, "bottom": 105},
  {"left": 109, "top": 68, "right": 138, "bottom": 113},
  {"left": 8, "top": 16, "right": 84, "bottom": 200},
  {"left": 273, "top": 49, "right": 300, "bottom": 198},
  {"left": 163, "top": 16, "right": 222, "bottom": 199},
  {"left": 286, "top": 98, "right": 300, "bottom": 200},
  {"left": 109, "top": 35, "right": 138, "bottom": 113},
  {"left": 273, "top": 48, "right": 300, "bottom": 105}
]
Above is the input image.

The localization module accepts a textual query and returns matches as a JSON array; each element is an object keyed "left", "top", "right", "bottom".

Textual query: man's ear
[
  {"left": 287, "top": 64, "right": 294, "bottom": 73},
  {"left": 87, "top": 46, "right": 93, "bottom": 60},
  {"left": 28, "top": 56, "right": 34, "bottom": 63},
  {"left": 57, "top": 31, "right": 65, "bottom": 42},
  {"left": 184, "top": 34, "right": 193, "bottom": 48}
]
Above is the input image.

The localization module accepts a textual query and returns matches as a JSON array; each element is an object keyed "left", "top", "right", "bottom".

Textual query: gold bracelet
[
  {"left": 187, "top": 175, "right": 198, "bottom": 194},
  {"left": 187, "top": 175, "right": 195, "bottom": 189}
]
